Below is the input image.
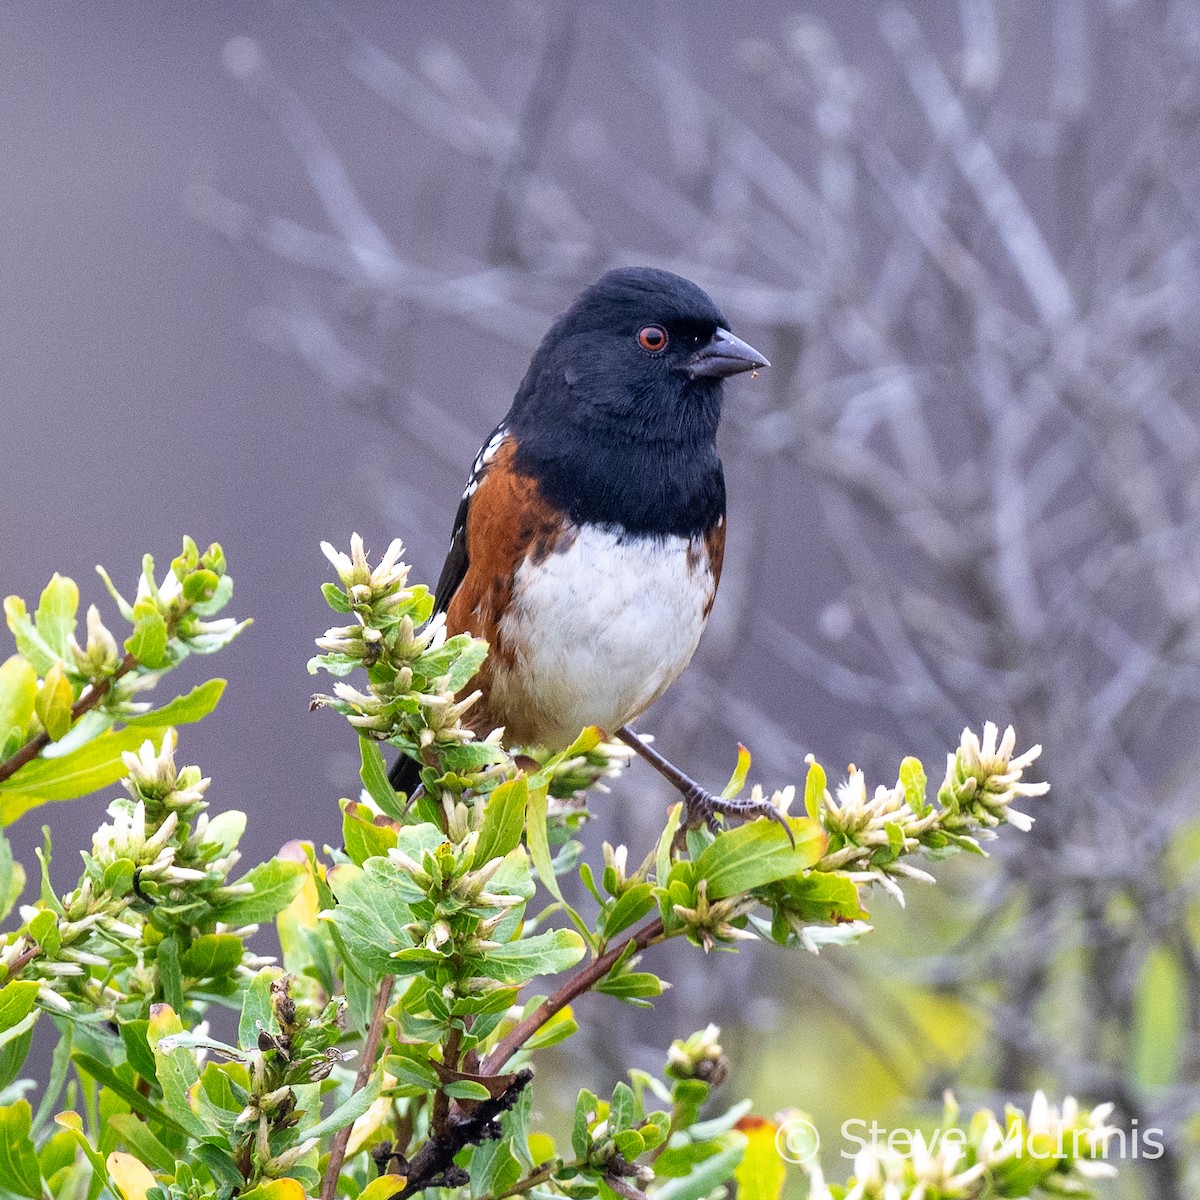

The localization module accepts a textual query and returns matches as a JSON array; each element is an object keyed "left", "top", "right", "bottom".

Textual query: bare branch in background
[{"left": 211, "top": 4, "right": 1200, "bottom": 1194}]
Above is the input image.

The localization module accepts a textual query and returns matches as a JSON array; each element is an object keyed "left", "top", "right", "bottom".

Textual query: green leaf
[
  {"left": 0, "top": 1101, "right": 42, "bottom": 1199},
  {"left": 656, "top": 803, "right": 683, "bottom": 888},
  {"left": 326, "top": 862, "right": 417, "bottom": 982},
  {"left": 475, "top": 776, "right": 527, "bottom": 866},
  {"left": 526, "top": 776, "right": 560, "bottom": 901},
  {"left": 209, "top": 858, "right": 305, "bottom": 926},
  {"left": 70, "top": 1052, "right": 188, "bottom": 1137},
  {"left": 0, "top": 983, "right": 40, "bottom": 1036},
  {"left": 523, "top": 1005, "right": 578, "bottom": 1049},
  {"left": 28, "top": 909, "right": 61, "bottom": 957},
  {"left": 359, "top": 736, "right": 405, "bottom": 819},
  {"left": 125, "top": 602, "right": 168, "bottom": 669},
  {"left": 180, "top": 934, "right": 246, "bottom": 980},
  {"left": 107, "top": 1114, "right": 176, "bottom": 1174},
  {"left": 145, "top": 1006, "right": 211, "bottom": 1139},
  {"left": 0, "top": 726, "right": 170, "bottom": 825},
  {"left": 610, "top": 1082, "right": 634, "bottom": 1133},
  {"left": 34, "top": 576, "right": 78, "bottom": 661},
  {"left": 321, "top": 582, "right": 351, "bottom": 613},
  {"left": 182, "top": 569, "right": 220, "bottom": 605},
  {"left": 595, "top": 966, "right": 664, "bottom": 1003},
  {"left": 0, "top": 830, "right": 24, "bottom": 924},
  {"left": 804, "top": 759, "right": 827, "bottom": 822},
  {"left": 695, "top": 819, "right": 826, "bottom": 900},
  {"left": 31, "top": 1020, "right": 72, "bottom": 1133},
  {"left": 125, "top": 679, "right": 226, "bottom": 728},
  {"left": 572, "top": 1088, "right": 599, "bottom": 1159},
  {"left": 3, "top": 598, "right": 58, "bottom": 675},
  {"left": 478, "top": 929, "right": 586, "bottom": 984},
  {"left": 238, "top": 969, "right": 280, "bottom": 1049},
  {"left": 603, "top": 884, "right": 656, "bottom": 941},
  {"left": 772, "top": 871, "right": 863, "bottom": 923},
  {"left": 343, "top": 803, "right": 398, "bottom": 866},
  {"left": 654, "top": 1140, "right": 745, "bottom": 1200},
  {"left": 157, "top": 936, "right": 183, "bottom": 1012},
  {"left": 118, "top": 1020, "right": 158, "bottom": 1086},
  {"left": 53, "top": 1112, "right": 108, "bottom": 1200},
  {"left": 443, "top": 637, "right": 488, "bottom": 691},
  {"left": 0, "top": 657, "right": 37, "bottom": 750},
  {"left": 444, "top": 1079, "right": 492, "bottom": 1101},
  {"left": 302, "top": 1074, "right": 381, "bottom": 1141}
]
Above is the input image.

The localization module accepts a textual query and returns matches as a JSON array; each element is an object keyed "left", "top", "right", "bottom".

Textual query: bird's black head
[
  {"left": 506, "top": 268, "right": 768, "bottom": 537},
  {"left": 509, "top": 267, "right": 768, "bottom": 444}
]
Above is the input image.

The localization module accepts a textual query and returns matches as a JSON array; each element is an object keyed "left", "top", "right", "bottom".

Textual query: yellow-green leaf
[
  {"left": 238, "top": 1182, "right": 308, "bottom": 1200},
  {"left": 721, "top": 744, "right": 752, "bottom": 799},
  {"left": 803, "top": 758, "right": 827, "bottom": 821},
  {"left": 0, "top": 1101, "right": 42, "bottom": 1199},
  {"left": 106, "top": 1152, "right": 157, "bottom": 1200},
  {"left": 525, "top": 776, "right": 560, "bottom": 900},
  {"left": 33, "top": 663, "right": 73, "bottom": 743},
  {"left": 360, "top": 1176, "right": 407, "bottom": 1200},
  {"left": 34, "top": 575, "right": 78, "bottom": 661},
  {"left": 0, "top": 727, "right": 169, "bottom": 826},
  {"left": 3, "top": 598, "right": 58, "bottom": 675},
  {"left": 0, "top": 983, "right": 40, "bottom": 1035},
  {"left": 0, "top": 657, "right": 37, "bottom": 748},
  {"left": 475, "top": 775, "right": 527, "bottom": 865},
  {"left": 733, "top": 1117, "right": 786, "bottom": 1200}
]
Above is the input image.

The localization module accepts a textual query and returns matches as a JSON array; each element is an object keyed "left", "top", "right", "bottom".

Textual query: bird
[{"left": 390, "top": 266, "right": 787, "bottom": 836}]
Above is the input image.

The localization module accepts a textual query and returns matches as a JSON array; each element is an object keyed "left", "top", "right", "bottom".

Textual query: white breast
[{"left": 491, "top": 526, "right": 716, "bottom": 748}]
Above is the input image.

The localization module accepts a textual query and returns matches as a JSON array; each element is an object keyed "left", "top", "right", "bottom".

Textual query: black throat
[{"left": 511, "top": 425, "right": 726, "bottom": 539}]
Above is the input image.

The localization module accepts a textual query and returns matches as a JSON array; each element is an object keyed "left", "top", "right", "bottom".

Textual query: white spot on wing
[{"left": 463, "top": 424, "right": 509, "bottom": 501}]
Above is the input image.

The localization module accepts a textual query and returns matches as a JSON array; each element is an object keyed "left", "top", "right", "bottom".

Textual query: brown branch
[
  {"left": 321, "top": 973, "right": 394, "bottom": 1200},
  {"left": 397, "top": 1070, "right": 533, "bottom": 1199},
  {"left": 0, "top": 653, "right": 138, "bottom": 785},
  {"left": 3, "top": 945, "right": 40, "bottom": 983},
  {"left": 430, "top": 1022, "right": 462, "bottom": 1136},
  {"left": 483, "top": 916, "right": 666, "bottom": 1075}
]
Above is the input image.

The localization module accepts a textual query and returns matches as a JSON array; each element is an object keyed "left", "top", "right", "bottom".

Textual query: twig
[
  {"left": 3, "top": 946, "right": 40, "bottom": 983},
  {"left": 321, "top": 973, "right": 394, "bottom": 1199},
  {"left": 429, "top": 1023, "right": 462, "bottom": 1136},
  {"left": 0, "top": 653, "right": 138, "bottom": 786},
  {"left": 483, "top": 916, "right": 665, "bottom": 1075},
  {"left": 397, "top": 1070, "right": 533, "bottom": 1199}
]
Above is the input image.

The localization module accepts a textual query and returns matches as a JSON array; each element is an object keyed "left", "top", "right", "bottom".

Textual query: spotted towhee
[{"left": 390, "top": 267, "right": 787, "bottom": 835}]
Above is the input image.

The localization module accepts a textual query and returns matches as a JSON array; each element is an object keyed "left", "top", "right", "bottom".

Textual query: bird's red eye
[{"left": 638, "top": 325, "right": 668, "bottom": 352}]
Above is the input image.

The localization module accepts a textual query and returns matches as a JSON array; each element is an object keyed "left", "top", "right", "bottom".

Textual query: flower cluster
[
  {"left": 811, "top": 722, "right": 1048, "bottom": 906},
  {"left": 310, "top": 535, "right": 505, "bottom": 789},
  {"left": 805, "top": 1091, "right": 1118, "bottom": 1199},
  {"left": 1, "top": 731, "right": 271, "bottom": 1014}
]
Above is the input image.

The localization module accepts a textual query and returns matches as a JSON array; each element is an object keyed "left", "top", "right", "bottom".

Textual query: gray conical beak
[{"left": 685, "top": 328, "right": 770, "bottom": 379}]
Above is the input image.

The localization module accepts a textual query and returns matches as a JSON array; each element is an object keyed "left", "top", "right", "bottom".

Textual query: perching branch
[{"left": 0, "top": 652, "right": 136, "bottom": 785}]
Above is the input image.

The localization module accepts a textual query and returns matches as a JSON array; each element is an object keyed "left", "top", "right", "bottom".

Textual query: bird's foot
[{"left": 681, "top": 783, "right": 795, "bottom": 848}]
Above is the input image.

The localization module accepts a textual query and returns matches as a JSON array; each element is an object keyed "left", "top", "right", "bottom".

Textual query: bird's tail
[{"left": 388, "top": 752, "right": 423, "bottom": 798}]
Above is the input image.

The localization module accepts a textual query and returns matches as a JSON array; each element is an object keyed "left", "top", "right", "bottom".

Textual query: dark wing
[
  {"left": 389, "top": 421, "right": 508, "bottom": 792},
  {"left": 431, "top": 420, "right": 509, "bottom": 615},
  {"left": 431, "top": 493, "right": 470, "bottom": 615}
]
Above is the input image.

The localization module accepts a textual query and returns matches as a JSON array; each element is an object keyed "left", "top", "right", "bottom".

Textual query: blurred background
[{"left": 4, "top": 2, "right": 1199, "bottom": 1195}]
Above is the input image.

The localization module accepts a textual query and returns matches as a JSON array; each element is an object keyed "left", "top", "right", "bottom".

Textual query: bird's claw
[{"left": 682, "top": 785, "right": 795, "bottom": 848}]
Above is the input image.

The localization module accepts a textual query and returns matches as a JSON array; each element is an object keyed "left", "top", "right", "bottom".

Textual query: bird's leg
[{"left": 615, "top": 726, "right": 794, "bottom": 846}]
